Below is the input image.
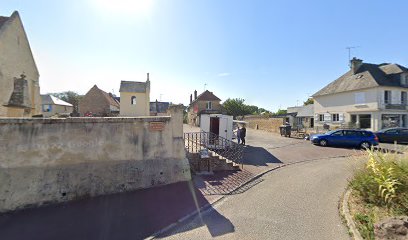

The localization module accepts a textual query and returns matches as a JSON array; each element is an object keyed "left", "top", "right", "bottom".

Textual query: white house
[{"left": 313, "top": 58, "right": 408, "bottom": 131}]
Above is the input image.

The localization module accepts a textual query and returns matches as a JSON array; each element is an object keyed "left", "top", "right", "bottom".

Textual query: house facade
[
  {"left": 78, "top": 85, "right": 120, "bottom": 116},
  {"left": 187, "top": 90, "right": 223, "bottom": 126},
  {"left": 119, "top": 73, "right": 150, "bottom": 117},
  {"left": 0, "top": 11, "right": 41, "bottom": 117},
  {"left": 41, "top": 95, "right": 73, "bottom": 117},
  {"left": 313, "top": 58, "right": 408, "bottom": 131},
  {"left": 287, "top": 104, "right": 314, "bottom": 129}
]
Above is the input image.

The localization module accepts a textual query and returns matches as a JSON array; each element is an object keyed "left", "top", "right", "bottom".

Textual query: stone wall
[
  {"left": 0, "top": 105, "right": 191, "bottom": 212},
  {"left": 244, "top": 115, "right": 284, "bottom": 133}
]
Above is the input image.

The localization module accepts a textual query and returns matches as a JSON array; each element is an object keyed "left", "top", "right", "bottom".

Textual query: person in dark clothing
[{"left": 240, "top": 125, "right": 246, "bottom": 145}]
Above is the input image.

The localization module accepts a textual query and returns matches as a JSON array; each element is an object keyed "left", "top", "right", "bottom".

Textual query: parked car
[
  {"left": 375, "top": 127, "right": 408, "bottom": 144},
  {"left": 310, "top": 129, "right": 379, "bottom": 149}
]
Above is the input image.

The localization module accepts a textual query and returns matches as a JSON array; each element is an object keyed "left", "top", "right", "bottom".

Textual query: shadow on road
[
  {"left": 242, "top": 145, "right": 283, "bottom": 166},
  {"left": 158, "top": 205, "right": 235, "bottom": 238},
  {"left": 0, "top": 180, "right": 234, "bottom": 240}
]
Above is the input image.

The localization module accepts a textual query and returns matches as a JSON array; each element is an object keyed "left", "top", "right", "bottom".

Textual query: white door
[
  {"left": 200, "top": 115, "right": 210, "bottom": 133},
  {"left": 219, "top": 115, "right": 233, "bottom": 141}
]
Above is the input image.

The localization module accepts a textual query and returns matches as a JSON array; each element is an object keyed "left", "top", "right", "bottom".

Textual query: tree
[
  {"left": 49, "top": 91, "right": 83, "bottom": 114},
  {"left": 275, "top": 109, "right": 287, "bottom": 115},
  {"left": 222, "top": 98, "right": 249, "bottom": 119},
  {"left": 303, "top": 98, "right": 314, "bottom": 106},
  {"left": 244, "top": 105, "right": 259, "bottom": 115}
]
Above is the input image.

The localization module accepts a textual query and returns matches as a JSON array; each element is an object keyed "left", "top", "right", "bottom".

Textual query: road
[{"left": 159, "top": 157, "right": 356, "bottom": 240}]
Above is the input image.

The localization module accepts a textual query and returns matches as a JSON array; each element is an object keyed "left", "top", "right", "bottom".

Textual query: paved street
[{"left": 159, "top": 157, "right": 356, "bottom": 240}]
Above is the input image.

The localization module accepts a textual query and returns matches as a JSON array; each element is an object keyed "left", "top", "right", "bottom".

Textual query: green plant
[{"left": 354, "top": 213, "right": 375, "bottom": 240}]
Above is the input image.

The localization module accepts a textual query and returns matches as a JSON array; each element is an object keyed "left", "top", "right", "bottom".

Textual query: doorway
[
  {"left": 310, "top": 117, "right": 314, "bottom": 128},
  {"left": 210, "top": 117, "right": 220, "bottom": 135}
]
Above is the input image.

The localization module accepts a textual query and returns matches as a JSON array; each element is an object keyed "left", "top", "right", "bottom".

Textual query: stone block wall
[
  {"left": 244, "top": 116, "right": 284, "bottom": 133},
  {"left": 0, "top": 105, "right": 191, "bottom": 212}
]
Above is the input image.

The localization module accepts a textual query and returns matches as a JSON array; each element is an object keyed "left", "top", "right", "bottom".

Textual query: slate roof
[
  {"left": 313, "top": 62, "right": 408, "bottom": 97},
  {"left": 296, "top": 104, "right": 314, "bottom": 117},
  {"left": 41, "top": 95, "right": 73, "bottom": 107},
  {"left": 190, "top": 90, "right": 221, "bottom": 105},
  {"left": 0, "top": 16, "right": 9, "bottom": 29},
  {"left": 119, "top": 81, "right": 148, "bottom": 93},
  {"left": 150, "top": 101, "right": 170, "bottom": 113}
]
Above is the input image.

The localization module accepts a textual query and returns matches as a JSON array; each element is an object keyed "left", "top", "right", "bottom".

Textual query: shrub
[{"left": 350, "top": 149, "right": 408, "bottom": 214}]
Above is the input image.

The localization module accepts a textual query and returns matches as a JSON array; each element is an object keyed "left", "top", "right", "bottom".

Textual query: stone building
[
  {"left": 78, "top": 85, "right": 120, "bottom": 116},
  {"left": 150, "top": 100, "right": 170, "bottom": 116},
  {"left": 41, "top": 94, "right": 73, "bottom": 117},
  {"left": 119, "top": 73, "right": 150, "bottom": 117},
  {"left": 187, "top": 90, "right": 223, "bottom": 126},
  {"left": 0, "top": 11, "right": 41, "bottom": 117}
]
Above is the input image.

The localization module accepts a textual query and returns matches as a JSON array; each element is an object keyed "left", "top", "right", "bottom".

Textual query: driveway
[{"left": 159, "top": 157, "right": 356, "bottom": 240}]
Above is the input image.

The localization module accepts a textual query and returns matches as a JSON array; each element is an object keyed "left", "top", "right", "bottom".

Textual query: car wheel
[
  {"left": 360, "top": 141, "right": 371, "bottom": 149},
  {"left": 319, "top": 139, "right": 327, "bottom": 147}
]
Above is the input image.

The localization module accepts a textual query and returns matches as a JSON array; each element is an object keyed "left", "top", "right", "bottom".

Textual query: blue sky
[{"left": 2, "top": 0, "right": 408, "bottom": 111}]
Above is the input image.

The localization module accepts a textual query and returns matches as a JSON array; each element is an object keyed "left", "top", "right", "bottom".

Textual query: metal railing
[{"left": 183, "top": 131, "right": 244, "bottom": 169}]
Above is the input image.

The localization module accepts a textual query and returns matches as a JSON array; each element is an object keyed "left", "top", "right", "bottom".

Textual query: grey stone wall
[{"left": 0, "top": 105, "right": 191, "bottom": 212}]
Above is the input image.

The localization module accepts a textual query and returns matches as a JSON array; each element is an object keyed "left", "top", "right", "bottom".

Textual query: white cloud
[{"left": 217, "top": 72, "right": 231, "bottom": 77}]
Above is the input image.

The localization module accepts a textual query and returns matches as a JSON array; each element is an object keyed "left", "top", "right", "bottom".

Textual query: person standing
[
  {"left": 235, "top": 126, "right": 241, "bottom": 144},
  {"left": 240, "top": 125, "right": 246, "bottom": 145}
]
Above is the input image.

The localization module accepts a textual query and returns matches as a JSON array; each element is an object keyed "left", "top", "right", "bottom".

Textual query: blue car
[{"left": 310, "top": 129, "right": 379, "bottom": 149}]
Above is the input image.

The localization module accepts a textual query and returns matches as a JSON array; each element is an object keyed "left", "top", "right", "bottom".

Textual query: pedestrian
[
  {"left": 234, "top": 126, "right": 241, "bottom": 144},
  {"left": 240, "top": 125, "right": 246, "bottom": 145}
]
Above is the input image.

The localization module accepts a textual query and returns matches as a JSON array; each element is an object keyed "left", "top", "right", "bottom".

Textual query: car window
[
  {"left": 344, "top": 130, "right": 358, "bottom": 136},
  {"left": 360, "top": 131, "right": 372, "bottom": 137},
  {"left": 400, "top": 129, "right": 408, "bottom": 134},
  {"left": 330, "top": 130, "right": 343, "bottom": 136},
  {"left": 385, "top": 129, "right": 399, "bottom": 134}
]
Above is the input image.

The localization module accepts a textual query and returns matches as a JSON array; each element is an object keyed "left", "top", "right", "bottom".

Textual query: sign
[
  {"left": 200, "top": 148, "right": 210, "bottom": 158},
  {"left": 149, "top": 122, "right": 165, "bottom": 131}
]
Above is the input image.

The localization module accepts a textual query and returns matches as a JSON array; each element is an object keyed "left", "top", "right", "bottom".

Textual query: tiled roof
[
  {"left": 313, "top": 61, "right": 408, "bottom": 97},
  {"left": 190, "top": 90, "right": 221, "bottom": 105},
  {"left": 296, "top": 104, "right": 314, "bottom": 117},
  {"left": 119, "top": 81, "right": 148, "bottom": 93},
  {"left": 150, "top": 101, "right": 170, "bottom": 113}
]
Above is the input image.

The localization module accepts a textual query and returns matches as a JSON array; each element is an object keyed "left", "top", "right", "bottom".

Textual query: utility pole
[{"left": 346, "top": 46, "right": 361, "bottom": 67}]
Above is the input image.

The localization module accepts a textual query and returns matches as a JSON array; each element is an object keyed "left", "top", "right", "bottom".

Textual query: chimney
[
  {"left": 194, "top": 90, "right": 197, "bottom": 100},
  {"left": 190, "top": 94, "right": 192, "bottom": 103},
  {"left": 147, "top": 73, "right": 150, "bottom": 81},
  {"left": 350, "top": 57, "right": 363, "bottom": 74}
]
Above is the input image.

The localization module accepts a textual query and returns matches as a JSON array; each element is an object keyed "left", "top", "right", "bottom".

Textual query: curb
[
  {"left": 147, "top": 155, "right": 353, "bottom": 239},
  {"left": 340, "top": 188, "right": 363, "bottom": 240}
]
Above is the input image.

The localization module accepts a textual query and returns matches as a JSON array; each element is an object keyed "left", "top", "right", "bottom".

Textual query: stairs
[{"left": 187, "top": 152, "right": 241, "bottom": 173}]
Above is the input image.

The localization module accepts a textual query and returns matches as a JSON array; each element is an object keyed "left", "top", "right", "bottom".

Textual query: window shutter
[
  {"left": 315, "top": 114, "right": 319, "bottom": 121},
  {"left": 339, "top": 113, "right": 344, "bottom": 122}
]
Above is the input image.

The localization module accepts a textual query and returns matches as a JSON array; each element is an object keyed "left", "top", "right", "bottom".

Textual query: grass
[{"left": 348, "top": 149, "right": 408, "bottom": 239}]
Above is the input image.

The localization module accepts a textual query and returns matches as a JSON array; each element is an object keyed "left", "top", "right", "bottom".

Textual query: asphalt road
[{"left": 159, "top": 157, "right": 357, "bottom": 240}]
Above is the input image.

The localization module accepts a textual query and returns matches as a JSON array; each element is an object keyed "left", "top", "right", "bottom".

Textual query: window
[
  {"left": 385, "top": 129, "right": 399, "bottom": 134},
  {"left": 319, "top": 114, "right": 324, "bottom": 122},
  {"left": 332, "top": 113, "right": 339, "bottom": 122},
  {"left": 402, "top": 75, "right": 408, "bottom": 85},
  {"left": 331, "top": 130, "right": 343, "bottom": 136},
  {"left": 43, "top": 105, "right": 51, "bottom": 112},
  {"left": 402, "top": 92, "right": 407, "bottom": 105},
  {"left": 384, "top": 90, "right": 391, "bottom": 104},
  {"left": 359, "top": 114, "right": 371, "bottom": 129},
  {"left": 131, "top": 96, "right": 136, "bottom": 105},
  {"left": 355, "top": 92, "right": 365, "bottom": 104},
  {"left": 206, "top": 101, "right": 212, "bottom": 110},
  {"left": 344, "top": 130, "right": 358, "bottom": 136}
]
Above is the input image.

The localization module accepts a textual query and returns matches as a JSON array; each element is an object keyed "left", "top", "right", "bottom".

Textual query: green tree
[
  {"left": 245, "top": 105, "right": 259, "bottom": 115},
  {"left": 303, "top": 98, "right": 314, "bottom": 105},
  {"left": 275, "top": 109, "right": 287, "bottom": 115},
  {"left": 222, "top": 98, "right": 249, "bottom": 119},
  {"left": 49, "top": 91, "right": 83, "bottom": 114}
]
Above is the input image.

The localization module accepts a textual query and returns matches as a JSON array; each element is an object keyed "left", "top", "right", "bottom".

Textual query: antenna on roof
[
  {"left": 204, "top": 83, "right": 207, "bottom": 91},
  {"left": 346, "top": 46, "right": 361, "bottom": 67}
]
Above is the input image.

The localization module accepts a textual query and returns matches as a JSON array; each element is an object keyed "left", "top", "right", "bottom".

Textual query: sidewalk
[{"left": 0, "top": 181, "right": 209, "bottom": 240}]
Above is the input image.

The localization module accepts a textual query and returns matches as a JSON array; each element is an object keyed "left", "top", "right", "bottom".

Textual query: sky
[{"left": 2, "top": 0, "right": 408, "bottom": 112}]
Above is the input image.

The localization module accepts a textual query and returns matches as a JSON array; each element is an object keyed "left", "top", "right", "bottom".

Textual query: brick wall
[{"left": 244, "top": 116, "right": 284, "bottom": 133}]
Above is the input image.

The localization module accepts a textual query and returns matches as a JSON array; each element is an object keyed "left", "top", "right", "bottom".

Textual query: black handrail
[{"left": 183, "top": 131, "right": 244, "bottom": 169}]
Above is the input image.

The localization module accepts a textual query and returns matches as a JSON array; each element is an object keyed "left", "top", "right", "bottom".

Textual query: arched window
[{"left": 131, "top": 96, "right": 136, "bottom": 105}]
